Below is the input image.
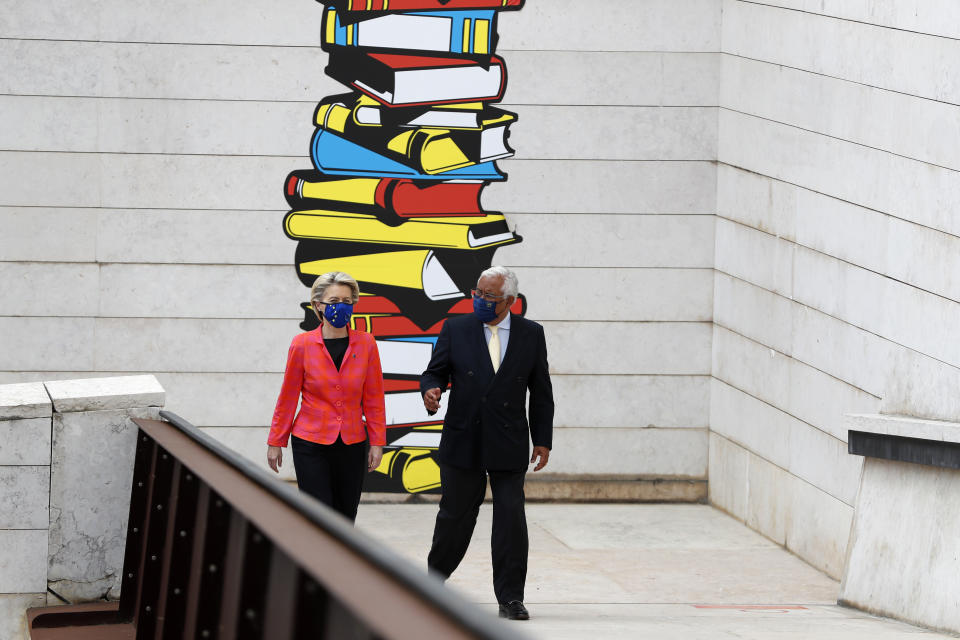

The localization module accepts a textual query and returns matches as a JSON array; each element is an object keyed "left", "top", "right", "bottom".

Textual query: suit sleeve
[
  {"left": 361, "top": 337, "right": 387, "bottom": 446},
  {"left": 528, "top": 324, "right": 554, "bottom": 450},
  {"left": 420, "top": 319, "right": 452, "bottom": 400},
  {"left": 267, "top": 337, "right": 305, "bottom": 448}
]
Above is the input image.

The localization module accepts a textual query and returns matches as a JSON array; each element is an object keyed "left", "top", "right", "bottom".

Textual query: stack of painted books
[{"left": 284, "top": 0, "right": 526, "bottom": 493}]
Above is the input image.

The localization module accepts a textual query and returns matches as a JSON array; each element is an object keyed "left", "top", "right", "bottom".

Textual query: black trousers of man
[
  {"left": 291, "top": 435, "right": 367, "bottom": 522},
  {"left": 427, "top": 463, "right": 528, "bottom": 604}
]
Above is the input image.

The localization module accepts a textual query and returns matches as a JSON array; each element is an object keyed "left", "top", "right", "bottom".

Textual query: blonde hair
[{"left": 310, "top": 271, "right": 360, "bottom": 305}]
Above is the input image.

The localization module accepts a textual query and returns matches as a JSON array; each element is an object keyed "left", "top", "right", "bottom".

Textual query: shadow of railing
[{"left": 28, "top": 411, "right": 527, "bottom": 640}]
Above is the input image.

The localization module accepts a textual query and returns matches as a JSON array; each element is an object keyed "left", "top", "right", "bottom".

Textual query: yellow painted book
[{"left": 284, "top": 209, "right": 517, "bottom": 249}]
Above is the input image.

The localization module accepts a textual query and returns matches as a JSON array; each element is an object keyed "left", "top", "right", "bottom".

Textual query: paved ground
[{"left": 355, "top": 503, "right": 951, "bottom": 639}]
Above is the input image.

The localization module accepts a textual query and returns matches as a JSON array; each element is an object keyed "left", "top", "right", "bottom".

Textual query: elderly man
[{"left": 421, "top": 266, "right": 554, "bottom": 620}]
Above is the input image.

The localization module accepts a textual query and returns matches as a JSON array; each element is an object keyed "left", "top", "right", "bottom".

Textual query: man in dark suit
[{"left": 421, "top": 266, "right": 554, "bottom": 621}]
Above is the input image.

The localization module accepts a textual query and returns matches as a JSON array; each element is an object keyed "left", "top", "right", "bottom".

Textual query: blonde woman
[{"left": 267, "top": 272, "right": 386, "bottom": 522}]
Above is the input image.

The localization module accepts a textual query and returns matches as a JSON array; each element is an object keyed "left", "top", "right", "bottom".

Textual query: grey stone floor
[{"left": 355, "top": 503, "right": 951, "bottom": 639}]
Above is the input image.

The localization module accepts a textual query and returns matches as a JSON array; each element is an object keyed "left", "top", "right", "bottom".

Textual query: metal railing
[{"left": 28, "top": 411, "right": 528, "bottom": 640}]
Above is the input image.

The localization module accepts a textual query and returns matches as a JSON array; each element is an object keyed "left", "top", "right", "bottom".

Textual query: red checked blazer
[{"left": 268, "top": 328, "right": 387, "bottom": 448}]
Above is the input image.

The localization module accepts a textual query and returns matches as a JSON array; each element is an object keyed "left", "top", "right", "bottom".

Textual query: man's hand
[
  {"left": 530, "top": 446, "right": 550, "bottom": 472},
  {"left": 368, "top": 445, "right": 383, "bottom": 472},
  {"left": 267, "top": 445, "right": 283, "bottom": 473},
  {"left": 423, "top": 387, "right": 442, "bottom": 412}
]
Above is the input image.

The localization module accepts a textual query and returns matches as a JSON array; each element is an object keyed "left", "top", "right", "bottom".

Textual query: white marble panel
[
  {"left": 500, "top": 0, "right": 720, "bottom": 52},
  {"left": 0, "top": 593, "right": 47, "bottom": 640},
  {"left": 91, "top": 318, "right": 296, "bottom": 373},
  {"left": 48, "top": 407, "right": 158, "bottom": 601},
  {"left": 744, "top": 0, "right": 960, "bottom": 39},
  {"left": 712, "top": 326, "right": 791, "bottom": 411},
  {"left": 0, "top": 317, "right": 96, "bottom": 372},
  {"left": 0, "top": 152, "right": 714, "bottom": 215},
  {"left": 514, "top": 268, "right": 713, "bottom": 322},
  {"left": 512, "top": 107, "right": 717, "bottom": 161},
  {"left": 722, "top": 0, "right": 960, "bottom": 104},
  {"left": 547, "top": 427, "right": 708, "bottom": 477},
  {"left": 886, "top": 217, "right": 960, "bottom": 305},
  {"left": 715, "top": 217, "right": 794, "bottom": 297},
  {"left": 45, "top": 375, "right": 164, "bottom": 413},
  {"left": 543, "top": 321, "right": 712, "bottom": 375},
  {"left": 787, "top": 418, "right": 862, "bottom": 506},
  {"left": 0, "top": 263, "right": 99, "bottom": 317},
  {"left": 0, "top": 208, "right": 98, "bottom": 263},
  {"left": 712, "top": 272, "right": 793, "bottom": 355},
  {"left": 707, "top": 432, "right": 749, "bottom": 522},
  {"left": 745, "top": 449, "right": 787, "bottom": 546},
  {"left": 98, "top": 264, "right": 304, "bottom": 319},
  {"left": 714, "top": 324, "right": 879, "bottom": 442},
  {"left": 709, "top": 379, "right": 790, "bottom": 471},
  {"left": 96, "top": 209, "right": 291, "bottom": 265},
  {"left": 721, "top": 54, "right": 960, "bottom": 171},
  {"left": 0, "top": 382, "right": 51, "bottom": 420},
  {"left": 0, "top": 39, "right": 333, "bottom": 101},
  {"left": 841, "top": 458, "right": 960, "bottom": 633},
  {"left": 2, "top": 0, "right": 722, "bottom": 51},
  {"left": 507, "top": 52, "right": 720, "bottom": 106},
  {"left": 1, "top": 98, "right": 715, "bottom": 162},
  {"left": 486, "top": 160, "right": 717, "bottom": 214},
  {"left": 793, "top": 187, "right": 889, "bottom": 274},
  {"left": 716, "top": 164, "right": 797, "bottom": 241},
  {"left": 793, "top": 247, "right": 960, "bottom": 369},
  {"left": 719, "top": 106, "right": 960, "bottom": 238},
  {"left": 497, "top": 214, "right": 715, "bottom": 268},
  {"left": 0, "top": 419, "right": 51, "bottom": 466},
  {"left": 0, "top": 466, "right": 49, "bottom": 529},
  {"left": 783, "top": 471, "right": 854, "bottom": 580},
  {"left": 202, "top": 426, "right": 297, "bottom": 482},
  {"left": 0, "top": 531, "right": 48, "bottom": 593},
  {"left": 551, "top": 375, "right": 710, "bottom": 430}
]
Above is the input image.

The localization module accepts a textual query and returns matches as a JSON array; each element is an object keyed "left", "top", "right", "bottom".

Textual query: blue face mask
[
  {"left": 322, "top": 302, "right": 353, "bottom": 328},
  {"left": 473, "top": 296, "right": 499, "bottom": 323}
]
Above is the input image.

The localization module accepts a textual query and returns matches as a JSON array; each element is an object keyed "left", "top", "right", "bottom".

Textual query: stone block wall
[
  {"left": 0, "top": 376, "right": 163, "bottom": 638},
  {"left": 0, "top": 0, "right": 719, "bottom": 485},
  {"left": 710, "top": 0, "right": 960, "bottom": 578}
]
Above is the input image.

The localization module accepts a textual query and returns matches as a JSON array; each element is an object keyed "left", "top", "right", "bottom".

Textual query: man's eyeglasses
[{"left": 471, "top": 289, "right": 509, "bottom": 302}]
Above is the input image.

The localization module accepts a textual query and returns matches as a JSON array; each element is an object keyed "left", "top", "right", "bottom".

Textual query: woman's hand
[
  {"left": 267, "top": 445, "right": 283, "bottom": 473},
  {"left": 368, "top": 445, "right": 383, "bottom": 472}
]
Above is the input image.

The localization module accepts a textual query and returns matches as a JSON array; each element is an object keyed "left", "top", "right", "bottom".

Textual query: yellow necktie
[{"left": 488, "top": 325, "right": 500, "bottom": 373}]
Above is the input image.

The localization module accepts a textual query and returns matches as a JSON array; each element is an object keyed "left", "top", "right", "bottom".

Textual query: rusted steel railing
[{"left": 28, "top": 411, "right": 527, "bottom": 640}]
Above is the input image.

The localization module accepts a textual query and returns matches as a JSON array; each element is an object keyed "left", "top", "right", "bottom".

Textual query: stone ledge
[
  {"left": 44, "top": 375, "right": 164, "bottom": 413},
  {"left": 846, "top": 413, "right": 960, "bottom": 444},
  {"left": 846, "top": 414, "right": 960, "bottom": 471},
  {"left": 0, "top": 383, "right": 51, "bottom": 420}
]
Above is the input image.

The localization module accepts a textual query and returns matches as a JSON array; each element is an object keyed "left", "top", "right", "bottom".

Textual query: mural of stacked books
[{"left": 284, "top": 0, "right": 527, "bottom": 493}]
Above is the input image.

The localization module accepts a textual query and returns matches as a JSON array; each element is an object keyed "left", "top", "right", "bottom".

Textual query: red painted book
[
  {"left": 324, "top": 0, "right": 523, "bottom": 12},
  {"left": 285, "top": 171, "right": 486, "bottom": 217},
  {"left": 326, "top": 51, "right": 507, "bottom": 107}
]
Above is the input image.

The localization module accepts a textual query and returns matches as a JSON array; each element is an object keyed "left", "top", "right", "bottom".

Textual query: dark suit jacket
[{"left": 420, "top": 313, "right": 554, "bottom": 471}]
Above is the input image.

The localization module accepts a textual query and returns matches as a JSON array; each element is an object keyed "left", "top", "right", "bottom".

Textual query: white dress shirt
[{"left": 483, "top": 312, "right": 511, "bottom": 365}]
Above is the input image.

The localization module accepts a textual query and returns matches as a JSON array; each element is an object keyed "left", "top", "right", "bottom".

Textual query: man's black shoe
[{"left": 498, "top": 601, "right": 530, "bottom": 620}]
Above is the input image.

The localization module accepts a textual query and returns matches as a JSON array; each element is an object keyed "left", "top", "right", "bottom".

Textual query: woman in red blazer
[{"left": 266, "top": 271, "right": 387, "bottom": 522}]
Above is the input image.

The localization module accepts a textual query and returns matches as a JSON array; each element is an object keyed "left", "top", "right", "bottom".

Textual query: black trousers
[
  {"left": 427, "top": 463, "right": 528, "bottom": 604},
  {"left": 291, "top": 435, "right": 368, "bottom": 522}
]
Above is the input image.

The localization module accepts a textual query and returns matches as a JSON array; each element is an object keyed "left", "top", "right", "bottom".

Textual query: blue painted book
[{"left": 311, "top": 129, "right": 506, "bottom": 181}]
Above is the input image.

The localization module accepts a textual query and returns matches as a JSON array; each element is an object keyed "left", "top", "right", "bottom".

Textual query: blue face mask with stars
[
  {"left": 322, "top": 302, "right": 353, "bottom": 328},
  {"left": 473, "top": 296, "right": 498, "bottom": 323}
]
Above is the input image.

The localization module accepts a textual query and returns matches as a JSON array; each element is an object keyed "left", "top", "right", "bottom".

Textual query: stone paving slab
[{"left": 355, "top": 503, "right": 952, "bottom": 639}]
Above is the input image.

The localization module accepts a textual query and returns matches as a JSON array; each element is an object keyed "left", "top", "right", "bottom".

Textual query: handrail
[{"left": 28, "top": 411, "right": 530, "bottom": 640}]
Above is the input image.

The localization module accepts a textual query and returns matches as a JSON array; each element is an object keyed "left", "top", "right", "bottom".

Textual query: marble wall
[
  {"left": 711, "top": 1, "right": 960, "bottom": 577},
  {"left": 0, "top": 376, "right": 163, "bottom": 638},
  {"left": 0, "top": 0, "right": 719, "bottom": 482}
]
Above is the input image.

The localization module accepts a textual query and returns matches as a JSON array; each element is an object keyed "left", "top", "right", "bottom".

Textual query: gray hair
[
  {"left": 310, "top": 271, "right": 360, "bottom": 305},
  {"left": 477, "top": 266, "right": 519, "bottom": 298}
]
